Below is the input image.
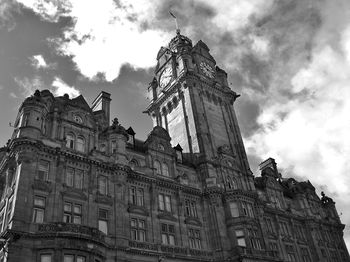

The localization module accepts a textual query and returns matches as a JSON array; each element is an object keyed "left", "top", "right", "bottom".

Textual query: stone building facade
[{"left": 0, "top": 32, "right": 348, "bottom": 262}]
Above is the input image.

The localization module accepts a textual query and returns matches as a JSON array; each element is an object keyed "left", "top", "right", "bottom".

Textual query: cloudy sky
[{"left": 1, "top": 0, "right": 350, "bottom": 250}]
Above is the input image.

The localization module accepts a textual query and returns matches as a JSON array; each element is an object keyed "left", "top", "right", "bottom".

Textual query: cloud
[
  {"left": 52, "top": 77, "right": 79, "bottom": 97},
  {"left": 9, "top": 92, "right": 18, "bottom": 99},
  {"left": 31, "top": 55, "right": 47, "bottom": 68},
  {"left": 14, "top": 76, "right": 79, "bottom": 98}
]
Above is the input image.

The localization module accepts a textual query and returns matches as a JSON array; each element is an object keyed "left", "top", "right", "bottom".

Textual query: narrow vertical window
[
  {"left": 137, "top": 188, "right": 144, "bottom": 206},
  {"left": 236, "top": 230, "right": 246, "bottom": 247},
  {"left": 37, "top": 160, "right": 50, "bottom": 181},
  {"left": 154, "top": 161, "right": 161, "bottom": 175},
  {"left": 98, "top": 209, "right": 108, "bottom": 235},
  {"left": 111, "top": 140, "right": 117, "bottom": 153},
  {"left": 0, "top": 209, "right": 4, "bottom": 232},
  {"left": 165, "top": 195, "right": 171, "bottom": 212},
  {"left": 130, "top": 187, "right": 136, "bottom": 205},
  {"left": 161, "top": 224, "right": 175, "bottom": 245},
  {"left": 73, "top": 204, "right": 82, "bottom": 224},
  {"left": 75, "top": 169, "right": 83, "bottom": 189},
  {"left": 6, "top": 196, "right": 14, "bottom": 223},
  {"left": 130, "top": 218, "right": 146, "bottom": 242},
  {"left": 33, "top": 196, "right": 45, "bottom": 223},
  {"left": 63, "top": 202, "right": 72, "bottom": 223},
  {"left": 66, "top": 134, "right": 75, "bottom": 149},
  {"left": 76, "top": 136, "right": 85, "bottom": 152},
  {"left": 162, "top": 163, "right": 169, "bottom": 177},
  {"left": 66, "top": 167, "right": 74, "bottom": 187},
  {"left": 98, "top": 176, "right": 107, "bottom": 195},
  {"left": 158, "top": 194, "right": 165, "bottom": 211},
  {"left": 189, "top": 229, "right": 202, "bottom": 249},
  {"left": 229, "top": 202, "right": 239, "bottom": 218}
]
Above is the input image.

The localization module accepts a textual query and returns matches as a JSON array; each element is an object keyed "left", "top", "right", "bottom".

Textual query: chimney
[
  {"left": 259, "top": 157, "right": 279, "bottom": 178},
  {"left": 91, "top": 91, "right": 111, "bottom": 124}
]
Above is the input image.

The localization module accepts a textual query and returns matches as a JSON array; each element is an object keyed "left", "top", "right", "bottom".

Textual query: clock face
[
  {"left": 200, "top": 62, "right": 215, "bottom": 78},
  {"left": 159, "top": 65, "right": 173, "bottom": 88}
]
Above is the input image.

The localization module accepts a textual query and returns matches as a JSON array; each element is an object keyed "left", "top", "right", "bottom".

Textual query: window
[
  {"left": 6, "top": 196, "right": 14, "bottom": 223},
  {"left": 40, "top": 254, "right": 52, "bottom": 262},
  {"left": 280, "top": 221, "right": 291, "bottom": 236},
  {"left": 295, "top": 224, "right": 306, "bottom": 240},
  {"left": 130, "top": 218, "right": 146, "bottom": 242},
  {"left": 66, "top": 167, "right": 84, "bottom": 189},
  {"left": 37, "top": 160, "right": 49, "bottom": 181},
  {"left": 227, "top": 177, "right": 237, "bottom": 189},
  {"left": 159, "top": 194, "right": 171, "bottom": 212},
  {"left": 64, "top": 255, "right": 85, "bottom": 262},
  {"left": 129, "top": 186, "right": 144, "bottom": 206},
  {"left": 265, "top": 218, "right": 275, "bottom": 234},
  {"left": 161, "top": 224, "right": 175, "bottom": 245},
  {"left": 241, "top": 202, "right": 254, "bottom": 218},
  {"left": 301, "top": 247, "right": 311, "bottom": 262},
  {"left": 98, "top": 209, "right": 108, "bottom": 235},
  {"left": 154, "top": 161, "right": 161, "bottom": 175},
  {"left": 76, "top": 137, "right": 85, "bottom": 152},
  {"left": 63, "top": 202, "right": 82, "bottom": 224},
  {"left": 33, "top": 196, "right": 45, "bottom": 223},
  {"left": 248, "top": 228, "right": 262, "bottom": 250},
  {"left": 66, "top": 134, "right": 75, "bottom": 149},
  {"left": 98, "top": 176, "right": 108, "bottom": 195},
  {"left": 176, "top": 150, "right": 182, "bottom": 162},
  {"left": 229, "top": 202, "right": 239, "bottom": 218},
  {"left": 0, "top": 209, "right": 4, "bottom": 232},
  {"left": 111, "top": 140, "right": 117, "bottom": 153},
  {"left": 285, "top": 244, "right": 296, "bottom": 262},
  {"left": 235, "top": 230, "right": 246, "bottom": 247},
  {"left": 185, "top": 200, "right": 198, "bottom": 218},
  {"left": 18, "top": 112, "right": 29, "bottom": 127},
  {"left": 188, "top": 229, "right": 201, "bottom": 249},
  {"left": 162, "top": 163, "right": 169, "bottom": 177},
  {"left": 269, "top": 242, "right": 279, "bottom": 257},
  {"left": 73, "top": 115, "right": 83, "bottom": 124}
]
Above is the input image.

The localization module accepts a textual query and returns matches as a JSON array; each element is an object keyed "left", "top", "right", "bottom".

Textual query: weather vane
[{"left": 169, "top": 11, "right": 180, "bottom": 35}]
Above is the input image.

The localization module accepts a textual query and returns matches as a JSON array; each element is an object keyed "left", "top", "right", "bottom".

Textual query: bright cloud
[
  {"left": 52, "top": 77, "right": 79, "bottom": 97},
  {"left": 31, "top": 55, "right": 48, "bottom": 69}
]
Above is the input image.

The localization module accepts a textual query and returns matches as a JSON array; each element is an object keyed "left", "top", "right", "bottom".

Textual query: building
[{"left": 0, "top": 31, "right": 348, "bottom": 262}]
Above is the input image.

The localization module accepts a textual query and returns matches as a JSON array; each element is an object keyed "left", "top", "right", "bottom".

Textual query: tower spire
[{"left": 169, "top": 11, "right": 180, "bottom": 35}]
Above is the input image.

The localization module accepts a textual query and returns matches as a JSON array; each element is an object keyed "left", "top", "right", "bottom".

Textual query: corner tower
[{"left": 146, "top": 32, "right": 251, "bottom": 177}]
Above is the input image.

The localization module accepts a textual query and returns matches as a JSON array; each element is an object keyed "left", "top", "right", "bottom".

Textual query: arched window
[
  {"left": 66, "top": 133, "right": 75, "bottom": 149},
  {"left": 76, "top": 136, "right": 85, "bottom": 152},
  {"left": 162, "top": 163, "right": 169, "bottom": 177},
  {"left": 129, "top": 159, "right": 139, "bottom": 170},
  {"left": 154, "top": 161, "right": 161, "bottom": 175}
]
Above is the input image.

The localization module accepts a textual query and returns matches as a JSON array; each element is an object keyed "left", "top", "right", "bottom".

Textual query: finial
[{"left": 169, "top": 11, "right": 180, "bottom": 35}]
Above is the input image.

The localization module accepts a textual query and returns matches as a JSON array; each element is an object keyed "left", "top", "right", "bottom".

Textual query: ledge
[{"left": 127, "top": 205, "right": 149, "bottom": 216}]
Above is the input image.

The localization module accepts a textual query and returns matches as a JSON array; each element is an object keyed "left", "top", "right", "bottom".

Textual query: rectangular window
[
  {"left": 66, "top": 167, "right": 84, "bottom": 189},
  {"left": 188, "top": 229, "right": 201, "bottom": 249},
  {"left": 75, "top": 169, "right": 83, "bottom": 189},
  {"left": 63, "top": 202, "right": 82, "bottom": 224},
  {"left": 158, "top": 194, "right": 171, "bottom": 212},
  {"left": 265, "top": 218, "right": 275, "bottom": 234},
  {"left": 280, "top": 221, "right": 291, "bottom": 236},
  {"left": 0, "top": 209, "right": 4, "bottom": 232},
  {"left": 33, "top": 196, "right": 45, "bottom": 223},
  {"left": 111, "top": 140, "right": 117, "bottom": 153},
  {"left": 37, "top": 160, "right": 50, "bottom": 181},
  {"left": 185, "top": 200, "right": 198, "bottom": 218},
  {"left": 64, "top": 255, "right": 74, "bottom": 262},
  {"left": 285, "top": 244, "right": 296, "bottom": 262},
  {"left": 66, "top": 167, "right": 74, "bottom": 187},
  {"left": 161, "top": 223, "right": 175, "bottom": 245},
  {"left": 301, "top": 247, "right": 311, "bottom": 262},
  {"left": 248, "top": 228, "right": 262, "bottom": 250},
  {"left": 77, "top": 256, "right": 85, "bottom": 262},
  {"left": 229, "top": 202, "right": 239, "bottom": 218},
  {"left": 98, "top": 209, "right": 108, "bottom": 235},
  {"left": 235, "top": 230, "right": 246, "bottom": 247},
  {"left": 129, "top": 186, "right": 144, "bottom": 206},
  {"left": 6, "top": 196, "right": 14, "bottom": 223},
  {"left": 98, "top": 176, "right": 108, "bottom": 195},
  {"left": 40, "top": 254, "right": 52, "bottom": 262},
  {"left": 269, "top": 242, "right": 279, "bottom": 257},
  {"left": 130, "top": 218, "right": 146, "bottom": 242}
]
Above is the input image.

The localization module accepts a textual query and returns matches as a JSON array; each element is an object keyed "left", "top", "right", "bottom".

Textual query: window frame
[
  {"left": 130, "top": 218, "right": 146, "bottom": 242},
  {"left": 37, "top": 160, "right": 50, "bottom": 181},
  {"left": 66, "top": 133, "right": 75, "bottom": 149},
  {"left": 188, "top": 228, "right": 202, "bottom": 249},
  {"left": 161, "top": 223, "right": 176, "bottom": 246},
  {"left": 76, "top": 136, "right": 85, "bottom": 153},
  {"left": 158, "top": 194, "right": 171, "bottom": 212},
  {"left": 98, "top": 208, "right": 108, "bottom": 235},
  {"left": 33, "top": 196, "right": 46, "bottom": 223},
  {"left": 63, "top": 202, "right": 82, "bottom": 224},
  {"left": 98, "top": 176, "right": 108, "bottom": 195}
]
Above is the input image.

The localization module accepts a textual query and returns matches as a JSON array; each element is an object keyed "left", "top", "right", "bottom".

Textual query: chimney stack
[{"left": 91, "top": 91, "right": 111, "bottom": 124}]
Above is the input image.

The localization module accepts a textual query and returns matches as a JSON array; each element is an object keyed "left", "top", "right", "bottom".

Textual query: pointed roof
[
  {"left": 173, "top": 143, "right": 183, "bottom": 151},
  {"left": 70, "top": 95, "right": 92, "bottom": 112},
  {"left": 127, "top": 127, "right": 136, "bottom": 136}
]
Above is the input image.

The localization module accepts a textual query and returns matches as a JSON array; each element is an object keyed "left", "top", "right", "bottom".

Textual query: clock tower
[{"left": 146, "top": 31, "right": 252, "bottom": 182}]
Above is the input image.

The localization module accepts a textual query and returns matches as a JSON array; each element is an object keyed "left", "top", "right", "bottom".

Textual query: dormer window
[
  {"left": 111, "top": 140, "right": 117, "bottom": 154},
  {"left": 173, "top": 144, "right": 183, "bottom": 163},
  {"left": 73, "top": 115, "right": 83, "bottom": 124}
]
